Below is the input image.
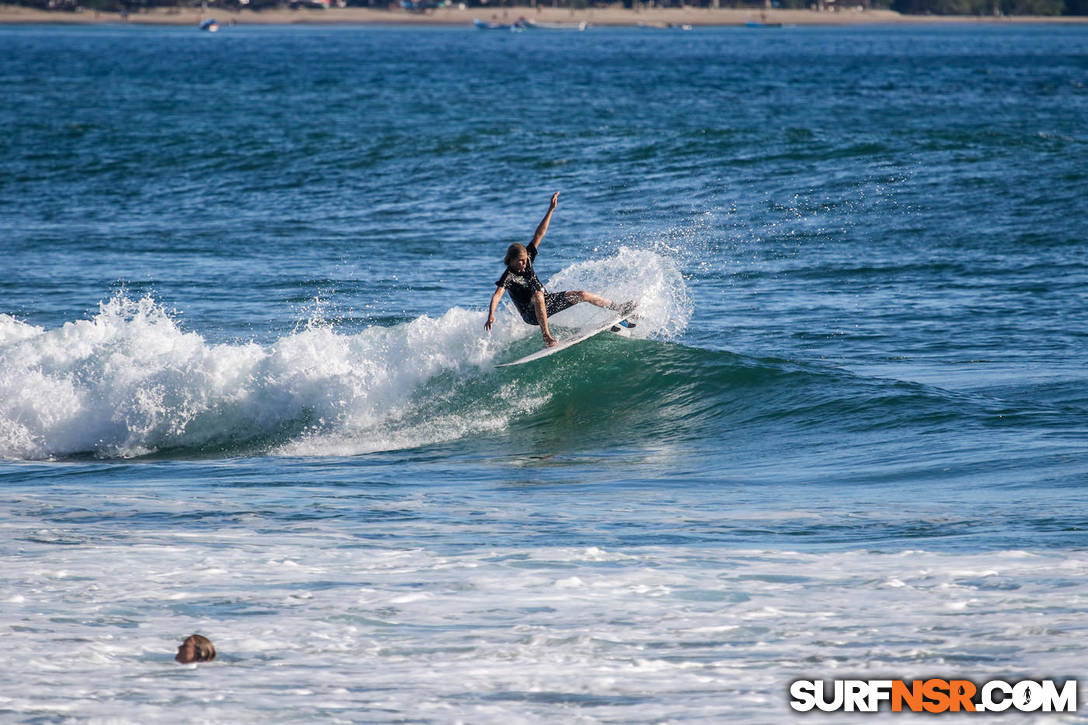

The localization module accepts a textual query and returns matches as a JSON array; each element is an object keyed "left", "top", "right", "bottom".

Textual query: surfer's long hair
[{"left": 504, "top": 243, "right": 528, "bottom": 268}]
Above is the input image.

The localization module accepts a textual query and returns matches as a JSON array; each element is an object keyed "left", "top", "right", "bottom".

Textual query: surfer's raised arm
[{"left": 527, "top": 192, "right": 560, "bottom": 253}]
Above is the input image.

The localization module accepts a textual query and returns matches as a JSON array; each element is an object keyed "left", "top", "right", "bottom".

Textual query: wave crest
[{"left": 0, "top": 250, "right": 692, "bottom": 460}]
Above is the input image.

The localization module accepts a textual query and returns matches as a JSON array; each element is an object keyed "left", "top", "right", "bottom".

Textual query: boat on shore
[
  {"left": 473, "top": 17, "right": 523, "bottom": 30},
  {"left": 474, "top": 16, "right": 588, "bottom": 30},
  {"left": 520, "top": 18, "right": 589, "bottom": 30}
]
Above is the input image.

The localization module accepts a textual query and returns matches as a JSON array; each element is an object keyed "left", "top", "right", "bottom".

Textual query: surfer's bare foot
[{"left": 543, "top": 334, "right": 558, "bottom": 347}]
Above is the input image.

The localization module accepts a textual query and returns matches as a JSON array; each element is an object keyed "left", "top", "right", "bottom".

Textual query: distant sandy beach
[{"left": 1, "top": 2, "right": 1085, "bottom": 27}]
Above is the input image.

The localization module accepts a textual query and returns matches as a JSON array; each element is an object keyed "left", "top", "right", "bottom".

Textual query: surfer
[{"left": 485, "top": 192, "right": 633, "bottom": 347}]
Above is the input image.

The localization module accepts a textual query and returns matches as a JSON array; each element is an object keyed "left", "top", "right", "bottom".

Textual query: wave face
[
  {"left": 1, "top": 264, "right": 1045, "bottom": 472},
  {"left": 0, "top": 249, "right": 692, "bottom": 460},
  {"left": 2, "top": 276, "right": 1071, "bottom": 480}
]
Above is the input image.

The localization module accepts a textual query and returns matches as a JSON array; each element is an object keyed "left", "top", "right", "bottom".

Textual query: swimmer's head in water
[{"left": 175, "top": 634, "right": 216, "bottom": 663}]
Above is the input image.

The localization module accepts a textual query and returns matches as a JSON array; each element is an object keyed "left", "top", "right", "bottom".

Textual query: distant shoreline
[{"left": 1, "top": 2, "right": 1085, "bottom": 27}]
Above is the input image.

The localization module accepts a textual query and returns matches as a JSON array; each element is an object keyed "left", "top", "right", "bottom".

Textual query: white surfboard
[{"left": 496, "top": 306, "right": 637, "bottom": 368}]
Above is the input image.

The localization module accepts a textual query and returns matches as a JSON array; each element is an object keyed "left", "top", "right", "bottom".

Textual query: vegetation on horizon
[{"left": 13, "top": 0, "right": 1083, "bottom": 17}]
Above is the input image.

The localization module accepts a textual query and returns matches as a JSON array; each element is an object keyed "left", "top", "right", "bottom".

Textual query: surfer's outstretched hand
[
  {"left": 549, "top": 191, "right": 559, "bottom": 209},
  {"left": 485, "top": 315, "right": 494, "bottom": 332}
]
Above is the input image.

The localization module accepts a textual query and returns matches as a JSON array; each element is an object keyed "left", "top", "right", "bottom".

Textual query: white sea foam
[
  {"left": 1, "top": 515, "right": 1085, "bottom": 723},
  {"left": 0, "top": 251, "right": 689, "bottom": 460},
  {"left": 544, "top": 246, "right": 693, "bottom": 341}
]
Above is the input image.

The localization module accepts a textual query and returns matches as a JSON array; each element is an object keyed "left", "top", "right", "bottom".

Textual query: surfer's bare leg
[
  {"left": 569, "top": 290, "right": 613, "bottom": 309},
  {"left": 533, "top": 291, "right": 557, "bottom": 347},
  {"left": 569, "top": 290, "right": 636, "bottom": 315}
]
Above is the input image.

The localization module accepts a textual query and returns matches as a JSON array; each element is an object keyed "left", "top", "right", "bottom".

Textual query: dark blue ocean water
[{"left": 1, "top": 23, "right": 1086, "bottom": 722}]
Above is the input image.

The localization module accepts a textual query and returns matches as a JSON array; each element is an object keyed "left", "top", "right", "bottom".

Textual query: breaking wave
[{"left": 0, "top": 248, "right": 691, "bottom": 460}]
